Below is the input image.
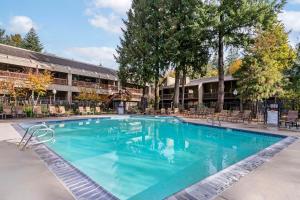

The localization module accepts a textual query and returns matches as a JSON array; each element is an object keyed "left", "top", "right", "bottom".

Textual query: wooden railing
[
  {"left": 162, "top": 93, "right": 198, "bottom": 100},
  {"left": 72, "top": 80, "right": 118, "bottom": 91},
  {"left": 52, "top": 78, "right": 68, "bottom": 85},
  {"left": 125, "top": 87, "right": 143, "bottom": 94},
  {"left": 203, "top": 92, "right": 236, "bottom": 99},
  {"left": 0, "top": 70, "right": 69, "bottom": 86},
  {"left": 0, "top": 70, "right": 28, "bottom": 79}
]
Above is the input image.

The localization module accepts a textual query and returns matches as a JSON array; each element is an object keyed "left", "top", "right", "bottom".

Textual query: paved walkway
[{"left": 0, "top": 123, "right": 74, "bottom": 200}]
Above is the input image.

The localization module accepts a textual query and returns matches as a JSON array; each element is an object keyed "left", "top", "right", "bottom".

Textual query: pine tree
[
  {"left": 0, "top": 29, "right": 6, "bottom": 44},
  {"left": 21, "top": 28, "right": 43, "bottom": 52},
  {"left": 164, "top": 0, "right": 210, "bottom": 108},
  {"left": 199, "top": 0, "right": 286, "bottom": 111}
]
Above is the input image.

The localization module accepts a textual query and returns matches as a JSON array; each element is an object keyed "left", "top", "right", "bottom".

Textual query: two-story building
[
  {"left": 160, "top": 76, "right": 240, "bottom": 110},
  {"left": 0, "top": 44, "right": 143, "bottom": 106}
]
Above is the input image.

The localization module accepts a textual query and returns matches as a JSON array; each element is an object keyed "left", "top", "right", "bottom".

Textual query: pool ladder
[{"left": 18, "top": 123, "right": 55, "bottom": 151}]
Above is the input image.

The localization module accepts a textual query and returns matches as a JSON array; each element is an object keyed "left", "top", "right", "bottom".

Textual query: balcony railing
[
  {"left": 52, "top": 78, "right": 68, "bottom": 85},
  {"left": 0, "top": 70, "right": 28, "bottom": 79},
  {"left": 162, "top": 94, "right": 173, "bottom": 99},
  {"left": 72, "top": 80, "right": 118, "bottom": 91},
  {"left": 203, "top": 92, "right": 236, "bottom": 99},
  {"left": 161, "top": 93, "right": 198, "bottom": 100},
  {"left": 125, "top": 87, "right": 143, "bottom": 94},
  {"left": 0, "top": 70, "right": 70, "bottom": 86}
]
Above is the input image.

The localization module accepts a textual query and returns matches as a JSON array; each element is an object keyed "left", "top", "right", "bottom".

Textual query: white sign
[{"left": 267, "top": 111, "right": 278, "bottom": 125}]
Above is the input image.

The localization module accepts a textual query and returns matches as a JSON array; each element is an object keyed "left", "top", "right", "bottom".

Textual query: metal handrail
[
  {"left": 18, "top": 124, "right": 48, "bottom": 146},
  {"left": 19, "top": 124, "right": 55, "bottom": 150}
]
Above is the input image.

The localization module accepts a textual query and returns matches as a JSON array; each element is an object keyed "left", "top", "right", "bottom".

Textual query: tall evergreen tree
[
  {"left": 199, "top": 0, "right": 286, "bottom": 111},
  {"left": 21, "top": 28, "right": 43, "bottom": 52},
  {"left": 164, "top": 0, "right": 210, "bottom": 108},
  {"left": 117, "top": 0, "right": 154, "bottom": 110},
  {"left": 0, "top": 29, "right": 6, "bottom": 44},
  {"left": 116, "top": 0, "right": 169, "bottom": 110}
]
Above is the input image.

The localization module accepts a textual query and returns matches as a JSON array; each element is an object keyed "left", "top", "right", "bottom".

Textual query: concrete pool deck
[
  {"left": 0, "top": 123, "right": 74, "bottom": 200},
  {"left": 0, "top": 115, "right": 300, "bottom": 200},
  {"left": 182, "top": 118, "right": 300, "bottom": 200}
]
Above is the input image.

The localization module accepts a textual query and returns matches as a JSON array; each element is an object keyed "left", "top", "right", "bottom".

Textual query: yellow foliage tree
[
  {"left": 27, "top": 70, "right": 53, "bottom": 105},
  {"left": 0, "top": 78, "right": 27, "bottom": 105},
  {"left": 77, "top": 88, "right": 108, "bottom": 102},
  {"left": 228, "top": 59, "right": 242, "bottom": 75}
]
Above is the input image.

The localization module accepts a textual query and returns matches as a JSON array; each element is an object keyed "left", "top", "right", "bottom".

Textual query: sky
[{"left": 0, "top": 0, "right": 300, "bottom": 70}]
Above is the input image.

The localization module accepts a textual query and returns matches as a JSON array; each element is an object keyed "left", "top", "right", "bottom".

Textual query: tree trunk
[
  {"left": 141, "top": 86, "right": 147, "bottom": 112},
  {"left": 216, "top": 21, "right": 225, "bottom": 112},
  {"left": 173, "top": 68, "right": 180, "bottom": 108},
  {"left": 181, "top": 67, "right": 187, "bottom": 110},
  {"left": 154, "top": 64, "right": 160, "bottom": 110}
]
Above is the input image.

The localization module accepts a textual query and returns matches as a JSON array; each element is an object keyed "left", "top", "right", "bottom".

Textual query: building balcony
[
  {"left": 125, "top": 87, "right": 143, "bottom": 94},
  {"left": 0, "top": 70, "right": 28, "bottom": 79},
  {"left": 203, "top": 92, "right": 236, "bottom": 99},
  {"left": 52, "top": 78, "right": 68, "bottom": 85},
  {"left": 161, "top": 93, "right": 198, "bottom": 100},
  {"left": 0, "top": 70, "right": 69, "bottom": 86},
  {"left": 72, "top": 80, "right": 118, "bottom": 91}
]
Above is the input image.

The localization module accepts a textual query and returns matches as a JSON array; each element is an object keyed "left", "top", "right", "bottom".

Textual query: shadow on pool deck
[{"left": 0, "top": 141, "right": 74, "bottom": 200}]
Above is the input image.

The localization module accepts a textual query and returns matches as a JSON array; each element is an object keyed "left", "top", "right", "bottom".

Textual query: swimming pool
[{"left": 40, "top": 116, "right": 283, "bottom": 199}]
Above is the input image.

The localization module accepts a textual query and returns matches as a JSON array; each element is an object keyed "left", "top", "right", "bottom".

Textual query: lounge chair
[
  {"left": 227, "top": 110, "right": 242, "bottom": 123},
  {"left": 187, "top": 108, "right": 196, "bottom": 118},
  {"left": 242, "top": 110, "right": 252, "bottom": 123},
  {"left": 281, "top": 110, "right": 298, "bottom": 128},
  {"left": 216, "top": 110, "right": 230, "bottom": 121},
  {"left": 58, "top": 106, "right": 67, "bottom": 116},
  {"left": 79, "top": 106, "right": 87, "bottom": 115},
  {"left": 160, "top": 108, "right": 166, "bottom": 115},
  {"left": 15, "top": 106, "right": 26, "bottom": 118},
  {"left": 3, "top": 106, "right": 13, "bottom": 119},
  {"left": 173, "top": 108, "right": 179, "bottom": 115},
  {"left": 167, "top": 108, "right": 173, "bottom": 115},
  {"left": 95, "top": 106, "right": 101, "bottom": 114},
  {"left": 33, "top": 106, "right": 44, "bottom": 117},
  {"left": 85, "top": 106, "right": 93, "bottom": 115},
  {"left": 49, "top": 106, "right": 58, "bottom": 116}
]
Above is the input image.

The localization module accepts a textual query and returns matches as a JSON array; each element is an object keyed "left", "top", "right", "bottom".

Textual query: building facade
[
  {"left": 160, "top": 76, "right": 240, "bottom": 110},
  {"left": 0, "top": 44, "right": 143, "bottom": 105}
]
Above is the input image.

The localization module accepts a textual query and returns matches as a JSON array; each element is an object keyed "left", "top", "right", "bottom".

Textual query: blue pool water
[{"left": 42, "top": 116, "right": 282, "bottom": 199}]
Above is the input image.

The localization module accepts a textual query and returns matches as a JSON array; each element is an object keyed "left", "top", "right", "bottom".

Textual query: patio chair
[
  {"left": 187, "top": 108, "right": 196, "bottom": 118},
  {"left": 79, "top": 106, "right": 87, "bottom": 115},
  {"left": 33, "top": 106, "right": 44, "bottom": 117},
  {"left": 58, "top": 106, "right": 67, "bottom": 117},
  {"left": 242, "top": 110, "right": 252, "bottom": 123},
  {"left": 215, "top": 110, "right": 230, "bottom": 121},
  {"left": 85, "top": 106, "right": 93, "bottom": 115},
  {"left": 173, "top": 108, "right": 179, "bottom": 115},
  {"left": 282, "top": 110, "right": 299, "bottom": 128},
  {"left": 160, "top": 108, "right": 166, "bottom": 115},
  {"left": 227, "top": 110, "right": 243, "bottom": 123},
  {"left": 49, "top": 106, "right": 58, "bottom": 116},
  {"left": 203, "top": 108, "right": 215, "bottom": 119},
  {"left": 15, "top": 106, "right": 26, "bottom": 118},
  {"left": 3, "top": 106, "right": 13, "bottom": 119},
  {"left": 95, "top": 106, "right": 101, "bottom": 114},
  {"left": 167, "top": 108, "right": 173, "bottom": 115}
]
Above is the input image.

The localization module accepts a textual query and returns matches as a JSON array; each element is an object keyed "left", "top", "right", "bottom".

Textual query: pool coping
[{"left": 14, "top": 116, "right": 299, "bottom": 200}]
